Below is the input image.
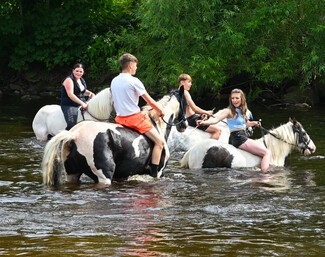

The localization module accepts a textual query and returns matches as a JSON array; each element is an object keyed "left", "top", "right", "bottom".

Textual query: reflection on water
[{"left": 0, "top": 98, "right": 324, "bottom": 256}]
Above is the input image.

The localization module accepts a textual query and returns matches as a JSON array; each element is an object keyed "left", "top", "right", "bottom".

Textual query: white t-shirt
[{"left": 111, "top": 73, "right": 147, "bottom": 116}]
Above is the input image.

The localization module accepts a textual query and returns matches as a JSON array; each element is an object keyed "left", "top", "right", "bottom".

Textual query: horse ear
[{"left": 289, "top": 117, "right": 297, "bottom": 124}]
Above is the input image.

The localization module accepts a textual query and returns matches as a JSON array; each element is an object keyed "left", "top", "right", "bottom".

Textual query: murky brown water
[{"left": 0, "top": 96, "right": 324, "bottom": 256}]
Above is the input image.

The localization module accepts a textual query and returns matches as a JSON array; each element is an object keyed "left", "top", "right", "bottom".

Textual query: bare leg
[
  {"left": 205, "top": 125, "right": 222, "bottom": 140},
  {"left": 239, "top": 139, "right": 271, "bottom": 171}
]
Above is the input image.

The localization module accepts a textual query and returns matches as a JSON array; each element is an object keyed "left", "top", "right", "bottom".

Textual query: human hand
[
  {"left": 81, "top": 103, "right": 88, "bottom": 110},
  {"left": 206, "top": 110, "right": 213, "bottom": 116},
  {"left": 158, "top": 109, "right": 165, "bottom": 118},
  {"left": 253, "top": 121, "right": 260, "bottom": 127},
  {"left": 196, "top": 119, "right": 205, "bottom": 126}
]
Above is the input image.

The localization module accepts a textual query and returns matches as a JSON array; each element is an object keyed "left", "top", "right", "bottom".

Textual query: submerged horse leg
[{"left": 91, "top": 132, "right": 116, "bottom": 184}]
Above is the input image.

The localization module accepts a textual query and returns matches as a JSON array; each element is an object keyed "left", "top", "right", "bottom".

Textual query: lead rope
[
  {"left": 259, "top": 122, "right": 297, "bottom": 147},
  {"left": 80, "top": 107, "right": 110, "bottom": 122},
  {"left": 169, "top": 114, "right": 212, "bottom": 154},
  {"left": 259, "top": 119, "right": 267, "bottom": 147}
]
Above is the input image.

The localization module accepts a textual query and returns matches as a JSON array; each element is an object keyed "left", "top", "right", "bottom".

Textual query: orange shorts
[{"left": 115, "top": 112, "right": 153, "bottom": 134}]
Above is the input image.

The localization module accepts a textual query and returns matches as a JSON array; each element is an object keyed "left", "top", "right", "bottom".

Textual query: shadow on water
[{"left": 0, "top": 97, "right": 324, "bottom": 256}]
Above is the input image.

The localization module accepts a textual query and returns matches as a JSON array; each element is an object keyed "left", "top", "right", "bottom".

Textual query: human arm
[
  {"left": 141, "top": 93, "right": 164, "bottom": 117},
  {"left": 85, "top": 89, "right": 95, "bottom": 99},
  {"left": 63, "top": 78, "right": 88, "bottom": 109},
  {"left": 246, "top": 120, "right": 260, "bottom": 128},
  {"left": 197, "top": 108, "right": 230, "bottom": 126},
  {"left": 184, "top": 90, "right": 213, "bottom": 116}
]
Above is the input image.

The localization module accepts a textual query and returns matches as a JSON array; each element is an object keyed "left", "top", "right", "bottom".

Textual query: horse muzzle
[{"left": 302, "top": 146, "right": 316, "bottom": 156}]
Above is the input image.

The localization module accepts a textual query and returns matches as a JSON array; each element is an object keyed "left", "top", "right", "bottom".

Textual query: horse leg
[
  {"left": 156, "top": 147, "right": 167, "bottom": 178},
  {"left": 64, "top": 142, "right": 99, "bottom": 184},
  {"left": 91, "top": 132, "right": 117, "bottom": 185}
]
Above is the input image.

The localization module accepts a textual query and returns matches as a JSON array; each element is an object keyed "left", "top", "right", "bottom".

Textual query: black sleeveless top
[{"left": 60, "top": 74, "right": 87, "bottom": 107}]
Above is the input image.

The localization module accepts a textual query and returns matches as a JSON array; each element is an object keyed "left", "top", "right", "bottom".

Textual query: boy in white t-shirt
[{"left": 111, "top": 53, "right": 165, "bottom": 177}]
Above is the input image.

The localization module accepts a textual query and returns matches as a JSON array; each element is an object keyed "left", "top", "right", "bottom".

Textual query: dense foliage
[
  {"left": 0, "top": 0, "right": 135, "bottom": 83},
  {"left": 0, "top": 0, "right": 324, "bottom": 99},
  {"left": 128, "top": 0, "right": 324, "bottom": 95}
]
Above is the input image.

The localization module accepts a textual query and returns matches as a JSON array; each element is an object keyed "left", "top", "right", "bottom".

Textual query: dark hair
[
  {"left": 119, "top": 53, "right": 138, "bottom": 70},
  {"left": 72, "top": 63, "right": 84, "bottom": 70}
]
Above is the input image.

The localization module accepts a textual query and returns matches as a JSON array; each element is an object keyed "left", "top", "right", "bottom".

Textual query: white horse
[
  {"left": 180, "top": 118, "right": 316, "bottom": 170},
  {"left": 32, "top": 88, "right": 113, "bottom": 141},
  {"left": 167, "top": 118, "right": 230, "bottom": 152},
  {"left": 167, "top": 109, "right": 256, "bottom": 152}
]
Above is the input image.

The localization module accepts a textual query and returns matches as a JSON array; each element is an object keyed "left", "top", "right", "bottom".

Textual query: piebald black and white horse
[
  {"left": 180, "top": 118, "right": 316, "bottom": 170},
  {"left": 32, "top": 88, "right": 113, "bottom": 141},
  {"left": 41, "top": 89, "right": 187, "bottom": 186}
]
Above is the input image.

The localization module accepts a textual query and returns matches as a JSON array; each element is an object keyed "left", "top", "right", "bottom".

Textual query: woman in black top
[{"left": 60, "top": 63, "right": 94, "bottom": 130}]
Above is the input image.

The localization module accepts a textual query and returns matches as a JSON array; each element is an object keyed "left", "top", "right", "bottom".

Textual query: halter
[{"left": 260, "top": 123, "right": 311, "bottom": 154}]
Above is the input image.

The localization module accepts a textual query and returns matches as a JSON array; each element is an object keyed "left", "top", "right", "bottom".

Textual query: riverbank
[{"left": 0, "top": 74, "right": 324, "bottom": 108}]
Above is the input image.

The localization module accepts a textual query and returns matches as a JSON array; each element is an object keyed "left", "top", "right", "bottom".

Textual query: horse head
[
  {"left": 142, "top": 87, "right": 188, "bottom": 142},
  {"left": 175, "top": 85, "right": 188, "bottom": 132},
  {"left": 290, "top": 117, "right": 316, "bottom": 155}
]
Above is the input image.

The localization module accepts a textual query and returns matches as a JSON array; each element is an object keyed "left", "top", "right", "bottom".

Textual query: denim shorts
[
  {"left": 230, "top": 130, "right": 248, "bottom": 148},
  {"left": 61, "top": 105, "right": 78, "bottom": 130}
]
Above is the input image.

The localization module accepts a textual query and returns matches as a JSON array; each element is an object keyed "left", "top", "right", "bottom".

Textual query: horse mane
[
  {"left": 261, "top": 121, "right": 296, "bottom": 166},
  {"left": 141, "top": 93, "right": 178, "bottom": 131},
  {"left": 87, "top": 88, "right": 114, "bottom": 119}
]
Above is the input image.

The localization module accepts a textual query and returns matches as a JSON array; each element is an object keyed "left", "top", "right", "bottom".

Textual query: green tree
[
  {"left": 125, "top": 0, "right": 324, "bottom": 97},
  {"left": 0, "top": 0, "right": 135, "bottom": 87},
  {"left": 0, "top": 0, "right": 92, "bottom": 70}
]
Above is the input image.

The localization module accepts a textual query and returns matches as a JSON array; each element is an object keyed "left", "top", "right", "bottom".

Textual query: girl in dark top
[{"left": 60, "top": 63, "right": 95, "bottom": 130}]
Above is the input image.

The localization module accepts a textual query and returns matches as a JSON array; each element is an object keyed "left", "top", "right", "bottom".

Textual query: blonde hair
[{"left": 177, "top": 74, "right": 192, "bottom": 83}]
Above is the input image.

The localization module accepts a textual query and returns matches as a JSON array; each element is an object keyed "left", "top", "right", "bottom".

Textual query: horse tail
[
  {"left": 179, "top": 149, "right": 190, "bottom": 168},
  {"left": 41, "top": 130, "right": 75, "bottom": 186}
]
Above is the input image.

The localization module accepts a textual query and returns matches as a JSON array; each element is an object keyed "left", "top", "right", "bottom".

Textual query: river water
[{"left": 0, "top": 96, "right": 324, "bottom": 256}]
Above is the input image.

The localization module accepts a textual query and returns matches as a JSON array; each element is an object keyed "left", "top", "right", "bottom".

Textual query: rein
[
  {"left": 80, "top": 107, "right": 110, "bottom": 122},
  {"left": 162, "top": 116, "right": 187, "bottom": 126},
  {"left": 153, "top": 90, "right": 187, "bottom": 127},
  {"left": 260, "top": 125, "right": 295, "bottom": 147},
  {"left": 259, "top": 124, "right": 303, "bottom": 148}
]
